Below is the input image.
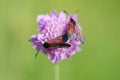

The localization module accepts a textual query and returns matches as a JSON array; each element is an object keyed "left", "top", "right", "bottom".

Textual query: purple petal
[
  {"left": 59, "top": 12, "right": 66, "bottom": 22},
  {"left": 68, "top": 14, "right": 78, "bottom": 21},
  {"left": 51, "top": 10, "right": 57, "bottom": 16},
  {"left": 31, "top": 35, "right": 38, "bottom": 42},
  {"left": 37, "top": 15, "right": 44, "bottom": 23}
]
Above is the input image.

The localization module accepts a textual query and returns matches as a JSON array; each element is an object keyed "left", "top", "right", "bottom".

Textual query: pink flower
[{"left": 30, "top": 10, "right": 83, "bottom": 63}]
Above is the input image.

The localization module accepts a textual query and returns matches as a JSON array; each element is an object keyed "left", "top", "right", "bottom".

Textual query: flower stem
[{"left": 55, "top": 64, "right": 60, "bottom": 80}]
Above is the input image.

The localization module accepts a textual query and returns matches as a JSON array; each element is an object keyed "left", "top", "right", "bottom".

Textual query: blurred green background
[{"left": 0, "top": 0, "right": 120, "bottom": 80}]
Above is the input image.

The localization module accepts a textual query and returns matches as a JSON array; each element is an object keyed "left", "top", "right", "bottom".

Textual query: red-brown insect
[
  {"left": 67, "top": 18, "right": 85, "bottom": 44},
  {"left": 64, "top": 11, "right": 85, "bottom": 44},
  {"left": 43, "top": 33, "right": 70, "bottom": 49},
  {"left": 67, "top": 18, "right": 76, "bottom": 39}
]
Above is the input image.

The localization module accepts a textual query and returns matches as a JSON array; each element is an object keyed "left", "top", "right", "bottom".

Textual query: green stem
[{"left": 55, "top": 64, "right": 60, "bottom": 80}]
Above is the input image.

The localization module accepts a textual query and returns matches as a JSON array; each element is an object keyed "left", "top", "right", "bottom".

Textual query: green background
[{"left": 0, "top": 0, "right": 120, "bottom": 80}]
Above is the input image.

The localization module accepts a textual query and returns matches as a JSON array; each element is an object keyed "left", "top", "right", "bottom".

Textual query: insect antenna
[
  {"left": 63, "top": 10, "right": 69, "bottom": 16},
  {"left": 74, "top": 9, "right": 79, "bottom": 14}
]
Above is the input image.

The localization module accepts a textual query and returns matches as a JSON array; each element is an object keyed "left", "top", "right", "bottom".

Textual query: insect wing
[
  {"left": 58, "top": 43, "right": 71, "bottom": 48},
  {"left": 67, "top": 20, "right": 76, "bottom": 40},
  {"left": 43, "top": 42, "right": 71, "bottom": 49},
  {"left": 75, "top": 25, "right": 85, "bottom": 44},
  {"left": 43, "top": 33, "right": 69, "bottom": 48},
  {"left": 47, "top": 33, "right": 68, "bottom": 44}
]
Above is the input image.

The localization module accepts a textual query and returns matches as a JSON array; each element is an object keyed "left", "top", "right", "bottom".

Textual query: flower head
[{"left": 30, "top": 10, "right": 83, "bottom": 63}]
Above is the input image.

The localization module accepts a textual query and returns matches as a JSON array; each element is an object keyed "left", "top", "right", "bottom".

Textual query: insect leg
[{"left": 35, "top": 50, "right": 40, "bottom": 59}]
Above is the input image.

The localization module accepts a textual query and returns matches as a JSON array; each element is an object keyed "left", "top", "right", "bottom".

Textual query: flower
[{"left": 30, "top": 10, "right": 82, "bottom": 63}]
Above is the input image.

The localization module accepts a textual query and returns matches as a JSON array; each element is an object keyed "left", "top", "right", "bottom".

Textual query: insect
[
  {"left": 43, "top": 33, "right": 70, "bottom": 49},
  {"left": 64, "top": 11, "right": 85, "bottom": 44},
  {"left": 66, "top": 18, "right": 76, "bottom": 40}
]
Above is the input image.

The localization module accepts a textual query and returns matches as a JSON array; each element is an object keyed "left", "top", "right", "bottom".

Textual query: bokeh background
[{"left": 0, "top": 0, "right": 120, "bottom": 80}]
